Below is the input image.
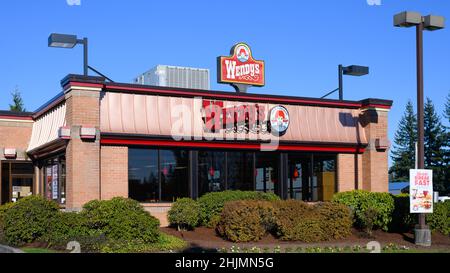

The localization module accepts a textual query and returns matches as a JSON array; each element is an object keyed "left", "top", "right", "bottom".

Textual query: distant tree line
[{"left": 389, "top": 92, "right": 450, "bottom": 194}]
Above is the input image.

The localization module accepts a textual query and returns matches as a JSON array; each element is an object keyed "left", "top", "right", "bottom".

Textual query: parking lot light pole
[{"left": 394, "top": 11, "right": 445, "bottom": 247}]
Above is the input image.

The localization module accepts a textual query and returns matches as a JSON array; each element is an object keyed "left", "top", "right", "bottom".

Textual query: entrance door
[
  {"left": 288, "top": 154, "right": 312, "bottom": 201},
  {"left": 1, "top": 162, "right": 34, "bottom": 204}
]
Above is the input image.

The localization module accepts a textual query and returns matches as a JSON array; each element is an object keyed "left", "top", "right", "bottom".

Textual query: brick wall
[
  {"left": 0, "top": 120, "right": 33, "bottom": 160},
  {"left": 100, "top": 146, "right": 128, "bottom": 200},
  {"left": 337, "top": 153, "right": 363, "bottom": 192}
]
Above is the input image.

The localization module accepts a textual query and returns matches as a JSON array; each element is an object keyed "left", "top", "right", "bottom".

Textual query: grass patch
[
  {"left": 21, "top": 247, "right": 59, "bottom": 253},
  {"left": 100, "top": 233, "right": 188, "bottom": 253}
]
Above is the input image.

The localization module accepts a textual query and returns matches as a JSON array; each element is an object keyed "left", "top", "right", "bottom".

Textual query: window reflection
[
  {"left": 255, "top": 152, "right": 279, "bottom": 195},
  {"left": 227, "top": 152, "right": 254, "bottom": 191},
  {"left": 160, "top": 150, "right": 189, "bottom": 202}
]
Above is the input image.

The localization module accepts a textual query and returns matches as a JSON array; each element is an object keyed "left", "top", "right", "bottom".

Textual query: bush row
[
  {"left": 168, "top": 190, "right": 449, "bottom": 241},
  {"left": 168, "top": 191, "right": 280, "bottom": 229},
  {"left": 216, "top": 200, "right": 352, "bottom": 242},
  {"left": 0, "top": 196, "right": 177, "bottom": 252}
]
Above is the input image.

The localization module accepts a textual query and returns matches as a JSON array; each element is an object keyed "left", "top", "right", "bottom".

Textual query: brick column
[
  {"left": 360, "top": 106, "right": 390, "bottom": 192},
  {"left": 64, "top": 80, "right": 103, "bottom": 210}
]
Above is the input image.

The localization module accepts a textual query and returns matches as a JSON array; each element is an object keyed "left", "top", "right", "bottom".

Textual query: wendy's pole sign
[{"left": 217, "top": 43, "right": 265, "bottom": 93}]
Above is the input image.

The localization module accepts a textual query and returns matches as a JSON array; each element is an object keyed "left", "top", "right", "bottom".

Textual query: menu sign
[
  {"left": 52, "top": 165, "right": 58, "bottom": 200},
  {"left": 410, "top": 169, "right": 433, "bottom": 213}
]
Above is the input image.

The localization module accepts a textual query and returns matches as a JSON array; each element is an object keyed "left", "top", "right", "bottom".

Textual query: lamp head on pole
[
  {"left": 394, "top": 11, "right": 445, "bottom": 31},
  {"left": 48, "top": 33, "right": 79, "bottom": 48}
]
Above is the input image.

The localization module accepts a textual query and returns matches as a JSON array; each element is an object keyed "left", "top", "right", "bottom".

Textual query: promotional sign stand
[{"left": 410, "top": 169, "right": 433, "bottom": 247}]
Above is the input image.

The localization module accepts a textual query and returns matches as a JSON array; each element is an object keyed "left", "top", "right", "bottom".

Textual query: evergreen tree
[
  {"left": 9, "top": 86, "right": 26, "bottom": 112},
  {"left": 389, "top": 101, "right": 417, "bottom": 181},
  {"left": 445, "top": 92, "right": 450, "bottom": 124},
  {"left": 424, "top": 97, "right": 446, "bottom": 193},
  {"left": 443, "top": 92, "right": 450, "bottom": 194}
]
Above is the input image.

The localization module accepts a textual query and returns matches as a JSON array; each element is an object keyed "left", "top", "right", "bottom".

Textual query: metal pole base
[{"left": 414, "top": 225, "right": 431, "bottom": 247}]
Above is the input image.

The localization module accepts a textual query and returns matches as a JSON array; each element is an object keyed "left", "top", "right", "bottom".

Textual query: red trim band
[
  {"left": 101, "top": 138, "right": 365, "bottom": 153},
  {"left": 0, "top": 115, "right": 33, "bottom": 121},
  {"left": 361, "top": 104, "right": 392, "bottom": 110},
  {"left": 64, "top": 82, "right": 104, "bottom": 90}
]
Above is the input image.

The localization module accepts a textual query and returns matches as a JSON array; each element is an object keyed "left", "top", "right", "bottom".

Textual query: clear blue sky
[{"left": 1, "top": 0, "right": 449, "bottom": 152}]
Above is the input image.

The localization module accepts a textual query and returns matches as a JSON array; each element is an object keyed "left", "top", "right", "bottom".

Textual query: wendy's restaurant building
[{"left": 0, "top": 45, "right": 392, "bottom": 226}]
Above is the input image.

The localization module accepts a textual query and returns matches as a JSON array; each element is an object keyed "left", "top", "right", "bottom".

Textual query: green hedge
[
  {"left": 332, "top": 190, "right": 395, "bottom": 231},
  {"left": 217, "top": 199, "right": 352, "bottom": 243},
  {"left": 2, "top": 196, "right": 60, "bottom": 246},
  {"left": 427, "top": 201, "right": 450, "bottom": 235},
  {"left": 389, "top": 194, "right": 416, "bottom": 232},
  {"left": 82, "top": 197, "right": 160, "bottom": 243},
  {"left": 197, "top": 191, "right": 280, "bottom": 228},
  {"left": 168, "top": 198, "right": 200, "bottom": 230}
]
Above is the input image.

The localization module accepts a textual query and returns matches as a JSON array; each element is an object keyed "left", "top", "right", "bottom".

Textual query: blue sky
[{"left": 0, "top": 0, "right": 449, "bottom": 150}]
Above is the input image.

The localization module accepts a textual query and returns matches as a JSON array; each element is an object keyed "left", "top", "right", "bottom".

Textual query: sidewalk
[{"left": 0, "top": 244, "right": 24, "bottom": 253}]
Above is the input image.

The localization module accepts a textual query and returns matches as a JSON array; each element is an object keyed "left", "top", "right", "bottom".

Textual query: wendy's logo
[
  {"left": 236, "top": 44, "right": 250, "bottom": 63},
  {"left": 270, "top": 106, "right": 290, "bottom": 135}
]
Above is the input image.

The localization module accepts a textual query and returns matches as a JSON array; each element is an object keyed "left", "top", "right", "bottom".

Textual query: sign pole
[{"left": 414, "top": 20, "right": 431, "bottom": 247}]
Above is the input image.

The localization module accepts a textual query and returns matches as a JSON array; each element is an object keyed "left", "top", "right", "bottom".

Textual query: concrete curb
[{"left": 0, "top": 244, "right": 24, "bottom": 253}]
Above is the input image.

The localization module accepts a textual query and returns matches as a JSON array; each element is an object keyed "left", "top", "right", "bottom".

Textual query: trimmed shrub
[
  {"left": 81, "top": 197, "right": 160, "bottom": 243},
  {"left": 0, "top": 202, "right": 14, "bottom": 243},
  {"left": 275, "top": 201, "right": 352, "bottom": 242},
  {"left": 427, "top": 200, "right": 450, "bottom": 235},
  {"left": 198, "top": 191, "right": 280, "bottom": 227},
  {"left": 216, "top": 199, "right": 353, "bottom": 243},
  {"left": 168, "top": 198, "right": 200, "bottom": 230},
  {"left": 315, "top": 202, "right": 352, "bottom": 240},
  {"left": 333, "top": 190, "right": 395, "bottom": 231},
  {"left": 216, "top": 200, "right": 277, "bottom": 242},
  {"left": 389, "top": 194, "right": 416, "bottom": 232},
  {"left": 2, "top": 196, "right": 59, "bottom": 246}
]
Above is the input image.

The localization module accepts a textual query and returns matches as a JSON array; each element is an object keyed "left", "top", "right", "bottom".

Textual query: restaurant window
[
  {"left": 198, "top": 151, "right": 225, "bottom": 196},
  {"left": 129, "top": 149, "right": 159, "bottom": 202},
  {"left": 1, "top": 162, "right": 34, "bottom": 205},
  {"left": 43, "top": 156, "right": 66, "bottom": 205},
  {"left": 255, "top": 152, "right": 279, "bottom": 195},
  {"left": 313, "top": 154, "right": 337, "bottom": 201},
  {"left": 227, "top": 152, "right": 254, "bottom": 191},
  {"left": 128, "top": 148, "right": 189, "bottom": 203},
  {"left": 160, "top": 150, "right": 189, "bottom": 202}
]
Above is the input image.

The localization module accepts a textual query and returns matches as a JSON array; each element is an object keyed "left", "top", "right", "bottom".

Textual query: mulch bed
[{"left": 161, "top": 226, "right": 450, "bottom": 252}]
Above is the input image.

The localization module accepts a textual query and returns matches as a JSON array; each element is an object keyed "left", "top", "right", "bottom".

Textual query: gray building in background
[{"left": 134, "top": 65, "right": 210, "bottom": 90}]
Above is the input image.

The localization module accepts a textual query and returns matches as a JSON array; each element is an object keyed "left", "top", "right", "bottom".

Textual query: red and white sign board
[
  {"left": 410, "top": 169, "right": 433, "bottom": 213},
  {"left": 217, "top": 43, "right": 265, "bottom": 87}
]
